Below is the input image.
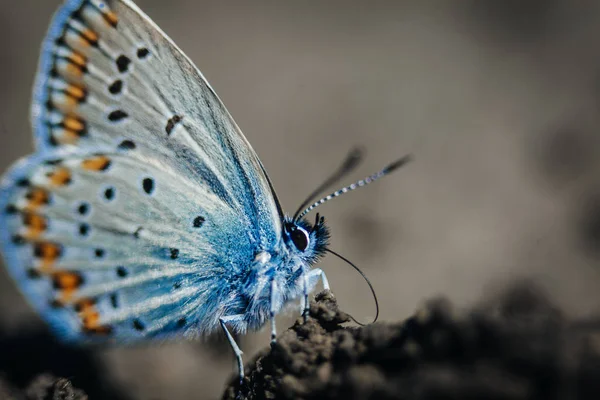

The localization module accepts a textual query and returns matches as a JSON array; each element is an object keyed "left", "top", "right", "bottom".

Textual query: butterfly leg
[
  {"left": 300, "top": 274, "right": 308, "bottom": 323},
  {"left": 270, "top": 277, "right": 278, "bottom": 344},
  {"left": 302, "top": 268, "right": 330, "bottom": 323},
  {"left": 219, "top": 315, "right": 246, "bottom": 385}
]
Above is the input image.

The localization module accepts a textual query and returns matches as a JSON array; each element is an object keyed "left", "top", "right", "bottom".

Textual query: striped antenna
[
  {"left": 294, "top": 154, "right": 413, "bottom": 221},
  {"left": 292, "top": 148, "right": 364, "bottom": 221}
]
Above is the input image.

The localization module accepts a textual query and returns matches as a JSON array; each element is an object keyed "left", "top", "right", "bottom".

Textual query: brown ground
[
  {"left": 0, "top": 374, "right": 88, "bottom": 400},
  {"left": 223, "top": 288, "right": 600, "bottom": 400}
]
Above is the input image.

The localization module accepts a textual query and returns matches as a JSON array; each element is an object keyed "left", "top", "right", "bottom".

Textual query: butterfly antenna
[
  {"left": 292, "top": 148, "right": 364, "bottom": 221},
  {"left": 325, "top": 248, "right": 379, "bottom": 325},
  {"left": 295, "top": 154, "right": 413, "bottom": 221}
]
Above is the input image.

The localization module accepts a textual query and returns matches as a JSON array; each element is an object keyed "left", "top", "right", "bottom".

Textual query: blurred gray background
[{"left": 2, "top": 0, "right": 600, "bottom": 399}]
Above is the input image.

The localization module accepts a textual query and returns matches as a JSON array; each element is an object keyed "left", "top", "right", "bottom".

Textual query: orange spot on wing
[
  {"left": 34, "top": 242, "right": 62, "bottom": 272},
  {"left": 54, "top": 129, "right": 80, "bottom": 145},
  {"left": 76, "top": 37, "right": 91, "bottom": 48},
  {"left": 47, "top": 167, "right": 72, "bottom": 186},
  {"left": 64, "top": 30, "right": 93, "bottom": 53},
  {"left": 64, "top": 84, "right": 86, "bottom": 101},
  {"left": 35, "top": 242, "right": 62, "bottom": 260},
  {"left": 75, "top": 298, "right": 95, "bottom": 313},
  {"left": 81, "top": 28, "right": 98, "bottom": 45},
  {"left": 25, "top": 188, "right": 50, "bottom": 210},
  {"left": 49, "top": 93, "right": 78, "bottom": 114},
  {"left": 22, "top": 212, "right": 48, "bottom": 239},
  {"left": 55, "top": 116, "right": 86, "bottom": 145},
  {"left": 68, "top": 51, "right": 87, "bottom": 68},
  {"left": 63, "top": 116, "right": 85, "bottom": 133},
  {"left": 81, "top": 156, "right": 111, "bottom": 172},
  {"left": 104, "top": 11, "right": 118, "bottom": 27},
  {"left": 65, "top": 63, "right": 84, "bottom": 78},
  {"left": 76, "top": 299, "right": 113, "bottom": 335},
  {"left": 53, "top": 271, "right": 83, "bottom": 290},
  {"left": 53, "top": 271, "right": 84, "bottom": 302}
]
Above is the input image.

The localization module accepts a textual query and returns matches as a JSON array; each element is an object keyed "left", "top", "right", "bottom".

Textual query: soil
[
  {"left": 2, "top": 284, "right": 600, "bottom": 399},
  {"left": 222, "top": 285, "right": 600, "bottom": 400},
  {"left": 0, "top": 374, "right": 88, "bottom": 400}
]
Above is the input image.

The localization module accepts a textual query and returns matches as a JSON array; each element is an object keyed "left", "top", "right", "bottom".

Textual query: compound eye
[{"left": 288, "top": 225, "right": 310, "bottom": 251}]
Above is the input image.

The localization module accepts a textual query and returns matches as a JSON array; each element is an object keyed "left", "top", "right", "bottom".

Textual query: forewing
[{"left": 32, "top": 0, "right": 282, "bottom": 246}]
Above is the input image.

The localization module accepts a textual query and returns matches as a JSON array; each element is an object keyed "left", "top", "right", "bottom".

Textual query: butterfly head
[{"left": 283, "top": 213, "right": 330, "bottom": 264}]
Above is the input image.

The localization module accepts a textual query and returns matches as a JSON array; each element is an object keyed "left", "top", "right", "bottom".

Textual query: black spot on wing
[
  {"left": 77, "top": 202, "right": 90, "bottom": 216},
  {"left": 50, "top": 299, "right": 63, "bottom": 308},
  {"left": 108, "top": 79, "right": 123, "bottom": 95},
  {"left": 103, "top": 187, "right": 115, "bottom": 201},
  {"left": 193, "top": 216, "right": 205, "bottom": 228},
  {"left": 110, "top": 293, "right": 119, "bottom": 309},
  {"left": 108, "top": 110, "right": 128, "bottom": 122},
  {"left": 137, "top": 48, "right": 149, "bottom": 59},
  {"left": 116, "top": 55, "right": 131, "bottom": 73},
  {"left": 44, "top": 159, "right": 63, "bottom": 166},
  {"left": 170, "top": 248, "right": 179, "bottom": 259},
  {"left": 11, "top": 235, "right": 25, "bottom": 245},
  {"left": 16, "top": 178, "right": 30, "bottom": 187},
  {"left": 165, "top": 115, "right": 182, "bottom": 135},
  {"left": 133, "top": 319, "right": 145, "bottom": 331},
  {"left": 48, "top": 134, "right": 58, "bottom": 147},
  {"left": 142, "top": 178, "right": 155, "bottom": 195},
  {"left": 118, "top": 140, "right": 136, "bottom": 150},
  {"left": 5, "top": 205, "right": 17, "bottom": 215},
  {"left": 94, "top": 248, "right": 105, "bottom": 258},
  {"left": 27, "top": 268, "right": 40, "bottom": 279},
  {"left": 116, "top": 266, "right": 128, "bottom": 277},
  {"left": 79, "top": 223, "right": 90, "bottom": 237}
]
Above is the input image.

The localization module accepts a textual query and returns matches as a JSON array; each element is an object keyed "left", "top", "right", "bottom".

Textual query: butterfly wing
[
  {"left": 33, "top": 0, "right": 283, "bottom": 238},
  {"left": 0, "top": 0, "right": 282, "bottom": 342}
]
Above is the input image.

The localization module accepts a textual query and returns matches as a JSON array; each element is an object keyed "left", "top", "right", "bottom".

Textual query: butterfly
[{"left": 0, "top": 0, "right": 410, "bottom": 384}]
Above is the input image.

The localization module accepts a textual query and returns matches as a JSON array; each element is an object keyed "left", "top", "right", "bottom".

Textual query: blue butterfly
[{"left": 0, "top": 0, "right": 409, "bottom": 383}]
